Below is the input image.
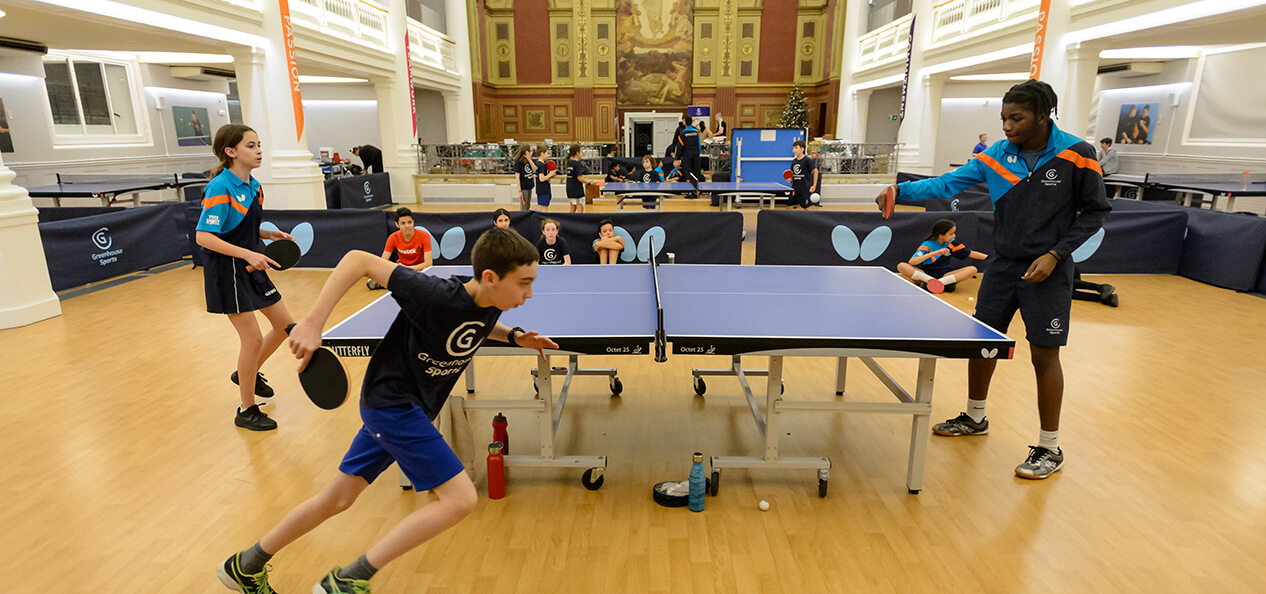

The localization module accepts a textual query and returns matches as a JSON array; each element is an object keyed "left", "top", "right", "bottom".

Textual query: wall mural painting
[{"left": 616, "top": 0, "right": 693, "bottom": 107}]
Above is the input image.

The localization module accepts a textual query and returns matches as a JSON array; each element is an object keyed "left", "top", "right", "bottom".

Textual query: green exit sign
[{"left": 888, "top": 114, "right": 899, "bottom": 121}]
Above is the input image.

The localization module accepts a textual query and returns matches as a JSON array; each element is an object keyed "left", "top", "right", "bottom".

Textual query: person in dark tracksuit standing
[
  {"left": 672, "top": 115, "right": 702, "bottom": 196},
  {"left": 878, "top": 80, "right": 1110, "bottom": 480}
]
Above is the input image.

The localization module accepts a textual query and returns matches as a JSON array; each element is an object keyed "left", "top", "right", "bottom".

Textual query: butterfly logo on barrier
[
  {"left": 261, "top": 221, "right": 315, "bottom": 254},
  {"left": 612, "top": 225, "right": 666, "bottom": 263},
  {"left": 414, "top": 226, "right": 465, "bottom": 261},
  {"left": 831, "top": 225, "right": 892, "bottom": 262},
  {"left": 1070, "top": 227, "right": 1105, "bottom": 263}
]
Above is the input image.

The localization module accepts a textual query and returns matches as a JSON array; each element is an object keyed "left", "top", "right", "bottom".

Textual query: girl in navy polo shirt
[{"left": 194, "top": 124, "right": 296, "bottom": 432}]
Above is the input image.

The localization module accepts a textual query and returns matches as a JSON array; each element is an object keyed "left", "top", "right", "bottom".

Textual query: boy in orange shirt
[{"left": 368, "top": 207, "right": 433, "bottom": 289}]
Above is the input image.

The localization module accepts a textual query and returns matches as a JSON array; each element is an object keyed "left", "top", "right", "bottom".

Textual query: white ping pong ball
[
  {"left": 968, "top": 297, "right": 974, "bottom": 301},
  {"left": 759, "top": 500, "right": 770, "bottom": 511}
]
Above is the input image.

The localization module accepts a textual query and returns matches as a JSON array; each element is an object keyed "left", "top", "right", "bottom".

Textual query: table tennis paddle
[
  {"left": 925, "top": 278, "right": 945, "bottom": 294},
  {"left": 782, "top": 169, "right": 793, "bottom": 181},
  {"left": 881, "top": 185, "right": 896, "bottom": 219},
  {"left": 285, "top": 323, "right": 348, "bottom": 410},
  {"left": 591, "top": 181, "right": 606, "bottom": 187},
  {"left": 264, "top": 239, "right": 301, "bottom": 270},
  {"left": 546, "top": 160, "right": 557, "bottom": 172}
]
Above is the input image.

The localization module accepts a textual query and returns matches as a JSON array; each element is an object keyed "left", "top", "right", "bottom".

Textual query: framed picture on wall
[
  {"left": 1114, "top": 103, "right": 1159, "bottom": 145},
  {"left": 0, "top": 98, "right": 14, "bottom": 153},
  {"left": 173, "top": 106, "right": 212, "bottom": 146},
  {"left": 526, "top": 109, "right": 546, "bottom": 130}
]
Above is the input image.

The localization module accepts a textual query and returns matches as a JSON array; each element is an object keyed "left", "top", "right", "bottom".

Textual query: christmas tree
[{"left": 779, "top": 83, "right": 808, "bottom": 130}]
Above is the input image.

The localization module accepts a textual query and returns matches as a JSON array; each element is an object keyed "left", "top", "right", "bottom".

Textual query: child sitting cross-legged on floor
[{"left": 897, "top": 219, "right": 988, "bottom": 294}]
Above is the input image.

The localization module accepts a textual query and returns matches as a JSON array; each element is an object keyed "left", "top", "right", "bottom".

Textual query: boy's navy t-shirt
[
  {"left": 566, "top": 160, "right": 585, "bottom": 198},
  {"left": 790, "top": 156, "right": 817, "bottom": 194},
  {"left": 637, "top": 169, "right": 662, "bottom": 183},
  {"left": 361, "top": 267, "right": 502, "bottom": 419}
]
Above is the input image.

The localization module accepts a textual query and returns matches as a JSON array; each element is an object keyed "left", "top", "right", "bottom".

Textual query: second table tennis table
[
  {"left": 1104, "top": 173, "right": 1265, "bottom": 211},
  {"left": 322, "top": 262, "right": 1014, "bottom": 496},
  {"left": 599, "top": 181, "right": 793, "bottom": 211},
  {"left": 25, "top": 173, "right": 201, "bottom": 207}
]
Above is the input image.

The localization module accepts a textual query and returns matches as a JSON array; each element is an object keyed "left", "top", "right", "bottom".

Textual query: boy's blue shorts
[
  {"left": 973, "top": 256, "right": 1073, "bottom": 347},
  {"left": 339, "top": 405, "right": 465, "bottom": 491},
  {"left": 537, "top": 193, "right": 552, "bottom": 207}
]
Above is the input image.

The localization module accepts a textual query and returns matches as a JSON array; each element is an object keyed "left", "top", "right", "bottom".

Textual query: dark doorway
[{"left": 633, "top": 121, "right": 654, "bottom": 157}]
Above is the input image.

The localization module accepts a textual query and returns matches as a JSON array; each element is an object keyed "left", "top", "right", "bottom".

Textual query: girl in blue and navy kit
[
  {"left": 195, "top": 124, "right": 296, "bottom": 432},
  {"left": 897, "top": 219, "right": 987, "bottom": 294}
]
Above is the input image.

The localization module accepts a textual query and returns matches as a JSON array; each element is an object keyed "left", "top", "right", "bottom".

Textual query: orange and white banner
[
  {"left": 1029, "top": 0, "right": 1052, "bottom": 80},
  {"left": 280, "top": 0, "right": 304, "bottom": 142}
]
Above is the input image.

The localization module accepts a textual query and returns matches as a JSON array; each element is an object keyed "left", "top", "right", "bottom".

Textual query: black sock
[
  {"left": 240, "top": 542, "right": 273, "bottom": 575},
  {"left": 338, "top": 555, "right": 378, "bottom": 582}
]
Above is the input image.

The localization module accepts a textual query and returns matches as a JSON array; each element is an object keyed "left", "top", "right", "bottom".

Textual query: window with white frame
[{"left": 42, "top": 53, "right": 144, "bottom": 141}]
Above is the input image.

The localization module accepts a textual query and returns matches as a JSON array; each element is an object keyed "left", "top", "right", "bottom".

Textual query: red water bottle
[
  {"left": 487, "top": 442, "right": 505, "bottom": 499},
  {"left": 492, "top": 412, "right": 509, "bottom": 455}
]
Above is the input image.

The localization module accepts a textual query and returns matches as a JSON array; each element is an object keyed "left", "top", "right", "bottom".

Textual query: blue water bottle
[{"left": 689, "top": 452, "right": 706, "bottom": 512}]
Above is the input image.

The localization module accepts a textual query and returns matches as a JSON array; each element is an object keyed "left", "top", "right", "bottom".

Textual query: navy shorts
[
  {"left": 203, "top": 253, "right": 281, "bottom": 314},
  {"left": 339, "top": 405, "right": 465, "bottom": 491},
  {"left": 537, "top": 192, "right": 552, "bottom": 207},
  {"left": 920, "top": 257, "right": 967, "bottom": 279},
  {"left": 973, "top": 256, "right": 1074, "bottom": 347}
]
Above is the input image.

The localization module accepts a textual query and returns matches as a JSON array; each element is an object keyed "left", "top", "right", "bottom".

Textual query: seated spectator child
[
  {"left": 897, "top": 219, "right": 987, "bottom": 294},
  {"left": 368, "top": 207, "right": 432, "bottom": 289},
  {"left": 492, "top": 208, "right": 511, "bottom": 229},
  {"left": 607, "top": 163, "right": 628, "bottom": 183},
  {"left": 664, "top": 159, "right": 684, "bottom": 182},
  {"left": 592, "top": 218, "right": 626, "bottom": 264},
  {"left": 535, "top": 218, "right": 571, "bottom": 265}
]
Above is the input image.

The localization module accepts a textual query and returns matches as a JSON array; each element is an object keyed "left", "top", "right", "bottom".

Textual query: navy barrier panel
[
  {"left": 531, "top": 211, "right": 743, "bottom": 264},
  {"left": 37, "top": 206, "right": 125, "bottom": 223},
  {"left": 323, "top": 177, "right": 341, "bottom": 209},
  {"left": 338, "top": 172, "right": 392, "bottom": 209},
  {"left": 1109, "top": 198, "right": 1266, "bottom": 291},
  {"left": 896, "top": 171, "right": 994, "bottom": 212},
  {"left": 757, "top": 209, "right": 1186, "bottom": 274},
  {"left": 1073, "top": 210, "right": 1186, "bottom": 274},
  {"left": 755, "top": 210, "right": 980, "bottom": 269},
  {"left": 259, "top": 209, "right": 395, "bottom": 268},
  {"left": 39, "top": 202, "right": 185, "bottom": 291}
]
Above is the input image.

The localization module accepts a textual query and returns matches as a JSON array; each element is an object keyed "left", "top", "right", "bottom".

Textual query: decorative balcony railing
[
  {"left": 408, "top": 20, "right": 459, "bottom": 74},
  {"left": 291, "top": 0, "right": 389, "bottom": 47},
  {"left": 931, "top": 0, "right": 1040, "bottom": 43},
  {"left": 856, "top": 14, "right": 913, "bottom": 70}
]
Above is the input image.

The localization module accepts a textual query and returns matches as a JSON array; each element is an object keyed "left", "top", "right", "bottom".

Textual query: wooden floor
[{"left": 4, "top": 202, "right": 1266, "bottom": 593}]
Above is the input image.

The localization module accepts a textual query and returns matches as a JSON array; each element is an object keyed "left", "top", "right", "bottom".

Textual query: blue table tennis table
[
  {"left": 322, "top": 262, "right": 1013, "bottom": 496},
  {"left": 599, "top": 181, "right": 792, "bottom": 211},
  {"left": 25, "top": 174, "right": 200, "bottom": 207}
]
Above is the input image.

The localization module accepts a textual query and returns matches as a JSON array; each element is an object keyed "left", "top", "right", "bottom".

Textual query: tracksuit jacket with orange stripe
[{"left": 896, "top": 122, "right": 1111, "bottom": 262}]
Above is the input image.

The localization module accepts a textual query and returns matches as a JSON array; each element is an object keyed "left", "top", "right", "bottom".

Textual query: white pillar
[
  {"left": 895, "top": 0, "right": 935, "bottom": 174},
  {"left": 1061, "top": 41, "right": 1105, "bottom": 141},
  {"left": 0, "top": 154, "right": 61, "bottom": 329},
  {"left": 444, "top": 0, "right": 476, "bottom": 142},
  {"left": 231, "top": 48, "right": 323, "bottom": 209},
  {"left": 376, "top": 0, "right": 421, "bottom": 203},
  {"left": 851, "top": 89, "right": 871, "bottom": 143},
  {"left": 833, "top": 0, "right": 869, "bottom": 142}
]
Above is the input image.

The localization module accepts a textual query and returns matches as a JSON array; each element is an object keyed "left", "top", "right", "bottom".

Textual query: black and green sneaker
[
  {"left": 217, "top": 551, "right": 278, "bottom": 593},
  {"left": 313, "top": 567, "right": 371, "bottom": 593}
]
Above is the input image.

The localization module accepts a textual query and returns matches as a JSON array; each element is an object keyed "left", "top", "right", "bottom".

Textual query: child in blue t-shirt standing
[
  {"left": 897, "top": 219, "right": 987, "bottom": 294},
  {"left": 195, "top": 124, "right": 296, "bottom": 432},
  {"left": 217, "top": 228, "right": 558, "bottom": 593}
]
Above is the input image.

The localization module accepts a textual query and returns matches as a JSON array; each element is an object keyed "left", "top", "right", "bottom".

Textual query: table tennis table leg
[
  {"left": 834, "top": 357, "right": 848, "bottom": 396},
  {"left": 464, "top": 366, "right": 476, "bottom": 394},
  {"left": 763, "top": 356, "right": 784, "bottom": 461},
  {"left": 905, "top": 358, "right": 937, "bottom": 494}
]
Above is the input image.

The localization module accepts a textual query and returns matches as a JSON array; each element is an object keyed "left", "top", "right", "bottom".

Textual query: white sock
[
  {"left": 967, "top": 399, "right": 987, "bottom": 423},
  {"left": 1039, "top": 430, "right": 1059, "bottom": 451},
  {"left": 911, "top": 270, "right": 933, "bottom": 282},
  {"left": 939, "top": 274, "right": 957, "bottom": 285}
]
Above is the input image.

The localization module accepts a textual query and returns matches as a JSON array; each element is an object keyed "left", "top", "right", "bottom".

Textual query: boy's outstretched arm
[{"left": 290, "top": 250, "right": 398, "bottom": 366}]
